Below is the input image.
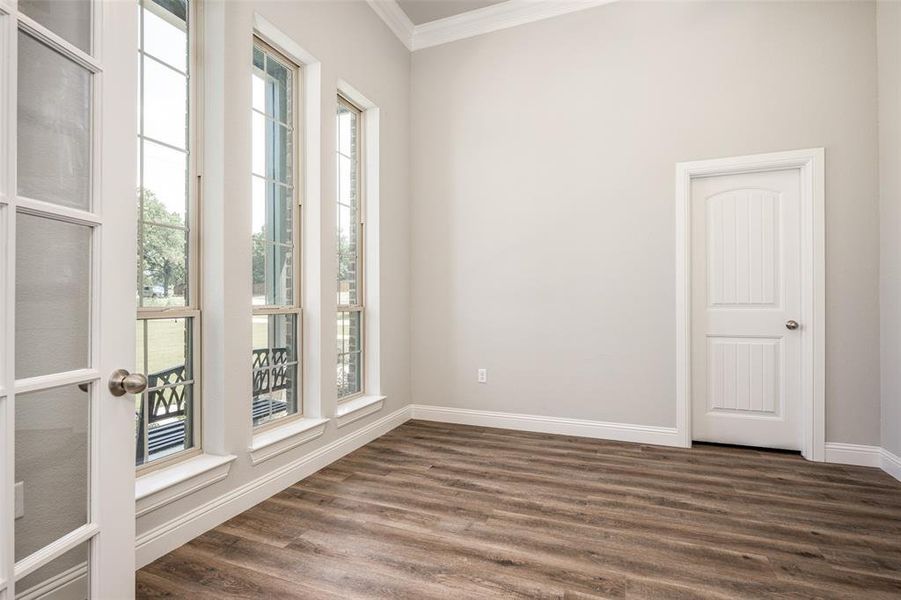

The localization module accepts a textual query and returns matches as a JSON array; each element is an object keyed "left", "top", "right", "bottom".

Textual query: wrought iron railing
[{"left": 136, "top": 348, "right": 289, "bottom": 462}]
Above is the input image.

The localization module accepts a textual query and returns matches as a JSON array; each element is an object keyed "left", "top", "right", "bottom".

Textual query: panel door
[{"left": 690, "top": 169, "right": 803, "bottom": 450}]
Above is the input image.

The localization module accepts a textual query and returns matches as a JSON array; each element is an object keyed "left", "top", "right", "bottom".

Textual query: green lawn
[{"left": 136, "top": 316, "right": 271, "bottom": 376}]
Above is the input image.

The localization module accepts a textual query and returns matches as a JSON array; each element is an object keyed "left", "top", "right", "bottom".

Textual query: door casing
[{"left": 674, "top": 148, "right": 825, "bottom": 461}]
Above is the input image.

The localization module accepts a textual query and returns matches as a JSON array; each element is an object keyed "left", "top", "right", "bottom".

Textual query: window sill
[
  {"left": 249, "top": 417, "right": 329, "bottom": 465},
  {"left": 135, "top": 453, "right": 237, "bottom": 518},
  {"left": 336, "top": 395, "right": 386, "bottom": 429}
]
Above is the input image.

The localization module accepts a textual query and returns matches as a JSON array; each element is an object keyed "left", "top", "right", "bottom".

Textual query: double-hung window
[
  {"left": 336, "top": 96, "right": 364, "bottom": 401},
  {"left": 136, "top": 0, "right": 200, "bottom": 468},
  {"left": 251, "top": 39, "right": 301, "bottom": 427}
]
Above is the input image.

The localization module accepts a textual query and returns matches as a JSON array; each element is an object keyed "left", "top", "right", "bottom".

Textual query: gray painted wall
[
  {"left": 879, "top": 0, "right": 901, "bottom": 457},
  {"left": 411, "top": 1, "right": 882, "bottom": 445}
]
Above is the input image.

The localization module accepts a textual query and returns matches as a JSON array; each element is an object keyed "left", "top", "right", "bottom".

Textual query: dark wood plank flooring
[{"left": 137, "top": 420, "right": 901, "bottom": 599}]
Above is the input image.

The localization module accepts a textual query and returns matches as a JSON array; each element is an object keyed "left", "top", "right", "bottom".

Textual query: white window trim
[
  {"left": 249, "top": 416, "right": 328, "bottom": 465},
  {"left": 335, "top": 394, "right": 385, "bottom": 428},
  {"left": 250, "top": 35, "right": 304, "bottom": 432},
  {"left": 135, "top": 452, "right": 236, "bottom": 517},
  {"left": 337, "top": 80, "right": 381, "bottom": 412},
  {"left": 336, "top": 94, "right": 366, "bottom": 403},
  {"left": 250, "top": 15, "right": 324, "bottom": 442}
]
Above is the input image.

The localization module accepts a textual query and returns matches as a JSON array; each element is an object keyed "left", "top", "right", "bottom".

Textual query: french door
[{"left": 1, "top": 1, "right": 137, "bottom": 598}]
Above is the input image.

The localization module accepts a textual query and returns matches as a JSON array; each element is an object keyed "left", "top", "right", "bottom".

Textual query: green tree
[
  {"left": 139, "top": 188, "right": 186, "bottom": 298},
  {"left": 252, "top": 230, "right": 266, "bottom": 299},
  {"left": 337, "top": 233, "right": 354, "bottom": 282}
]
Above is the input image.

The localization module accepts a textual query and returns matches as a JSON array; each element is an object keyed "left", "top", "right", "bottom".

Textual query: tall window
[
  {"left": 252, "top": 40, "right": 301, "bottom": 427},
  {"left": 136, "top": 0, "right": 199, "bottom": 468},
  {"left": 337, "top": 97, "right": 364, "bottom": 401}
]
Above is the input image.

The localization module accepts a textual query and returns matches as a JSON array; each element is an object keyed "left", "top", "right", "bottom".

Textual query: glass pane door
[{"left": 1, "top": 1, "right": 138, "bottom": 598}]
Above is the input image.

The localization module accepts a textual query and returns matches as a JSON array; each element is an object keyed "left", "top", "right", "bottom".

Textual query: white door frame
[{"left": 675, "top": 148, "right": 825, "bottom": 461}]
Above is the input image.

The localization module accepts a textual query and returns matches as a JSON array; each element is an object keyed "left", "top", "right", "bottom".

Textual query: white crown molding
[
  {"left": 413, "top": 0, "right": 616, "bottom": 50},
  {"left": 367, "top": 0, "right": 617, "bottom": 52},
  {"left": 366, "top": 0, "right": 414, "bottom": 51}
]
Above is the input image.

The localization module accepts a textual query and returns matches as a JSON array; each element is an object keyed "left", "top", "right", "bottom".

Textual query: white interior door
[
  {"left": 691, "top": 168, "right": 803, "bottom": 450},
  {"left": 1, "top": 1, "right": 137, "bottom": 598}
]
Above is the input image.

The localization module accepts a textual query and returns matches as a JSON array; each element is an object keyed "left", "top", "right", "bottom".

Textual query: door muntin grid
[{"left": 3, "top": 2, "right": 105, "bottom": 598}]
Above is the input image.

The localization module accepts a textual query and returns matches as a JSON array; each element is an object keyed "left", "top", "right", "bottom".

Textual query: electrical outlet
[
  {"left": 477, "top": 368, "right": 487, "bottom": 383},
  {"left": 14, "top": 481, "right": 24, "bottom": 519}
]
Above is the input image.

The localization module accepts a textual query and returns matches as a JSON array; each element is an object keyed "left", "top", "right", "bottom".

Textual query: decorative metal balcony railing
[{"left": 136, "top": 348, "right": 290, "bottom": 463}]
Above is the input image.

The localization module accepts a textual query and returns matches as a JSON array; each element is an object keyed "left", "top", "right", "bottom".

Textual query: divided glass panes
[
  {"left": 251, "top": 314, "right": 299, "bottom": 427},
  {"left": 137, "top": 0, "right": 198, "bottom": 467},
  {"left": 138, "top": 0, "right": 190, "bottom": 310},
  {"left": 251, "top": 40, "right": 301, "bottom": 426},
  {"left": 11, "top": 3, "right": 98, "bottom": 594},
  {"left": 337, "top": 99, "right": 363, "bottom": 400},
  {"left": 135, "top": 319, "right": 194, "bottom": 466},
  {"left": 17, "top": 30, "right": 91, "bottom": 210},
  {"left": 336, "top": 102, "right": 360, "bottom": 307},
  {"left": 251, "top": 44, "right": 295, "bottom": 307},
  {"left": 252, "top": 178, "right": 294, "bottom": 306}
]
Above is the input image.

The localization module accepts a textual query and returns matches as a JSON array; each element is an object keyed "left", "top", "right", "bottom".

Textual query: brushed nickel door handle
[
  {"left": 785, "top": 320, "right": 799, "bottom": 331},
  {"left": 109, "top": 369, "right": 148, "bottom": 396}
]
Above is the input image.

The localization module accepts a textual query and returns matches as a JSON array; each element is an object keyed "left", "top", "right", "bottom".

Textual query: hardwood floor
[{"left": 137, "top": 420, "right": 901, "bottom": 599}]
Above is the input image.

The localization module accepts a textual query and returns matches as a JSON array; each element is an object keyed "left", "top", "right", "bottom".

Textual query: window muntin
[
  {"left": 252, "top": 40, "right": 301, "bottom": 428},
  {"left": 336, "top": 97, "right": 364, "bottom": 401},
  {"left": 136, "top": 0, "right": 200, "bottom": 468}
]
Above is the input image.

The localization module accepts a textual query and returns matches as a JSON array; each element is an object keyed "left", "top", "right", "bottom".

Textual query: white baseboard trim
[
  {"left": 881, "top": 447, "right": 901, "bottom": 482},
  {"left": 823, "top": 442, "right": 883, "bottom": 467},
  {"left": 135, "top": 405, "right": 412, "bottom": 569},
  {"left": 823, "top": 443, "right": 901, "bottom": 483},
  {"left": 409, "top": 404, "right": 683, "bottom": 447}
]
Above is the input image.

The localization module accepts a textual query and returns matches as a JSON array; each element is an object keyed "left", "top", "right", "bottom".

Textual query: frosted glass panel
[
  {"left": 19, "top": 0, "right": 91, "bottom": 53},
  {"left": 17, "top": 31, "right": 91, "bottom": 210},
  {"left": 15, "top": 540, "right": 89, "bottom": 599},
  {"left": 16, "top": 213, "right": 91, "bottom": 379},
  {"left": 15, "top": 384, "right": 90, "bottom": 561}
]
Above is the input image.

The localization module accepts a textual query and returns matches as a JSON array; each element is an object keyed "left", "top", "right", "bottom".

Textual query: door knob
[
  {"left": 785, "top": 320, "right": 799, "bottom": 331},
  {"left": 109, "top": 369, "right": 148, "bottom": 396}
]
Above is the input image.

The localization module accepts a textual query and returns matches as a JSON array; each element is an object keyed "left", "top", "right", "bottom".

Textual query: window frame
[
  {"left": 251, "top": 36, "right": 304, "bottom": 431},
  {"left": 135, "top": 0, "right": 203, "bottom": 473},
  {"left": 336, "top": 94, "right": 365, "bottom": 404}
]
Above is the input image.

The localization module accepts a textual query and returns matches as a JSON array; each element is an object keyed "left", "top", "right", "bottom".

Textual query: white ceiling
[{"left": 395, "top": 0, "right": 508, "bottom": 25}]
